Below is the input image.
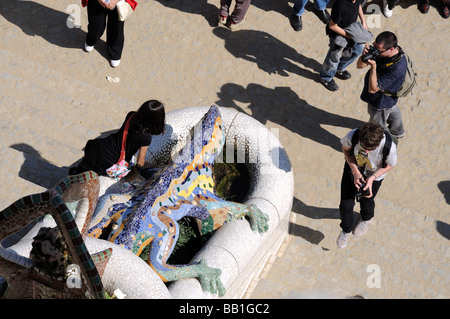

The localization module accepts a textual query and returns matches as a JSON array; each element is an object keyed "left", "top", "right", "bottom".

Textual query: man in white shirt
[{"left": 337, "top": 122, "right": 397, "bottom": 248}]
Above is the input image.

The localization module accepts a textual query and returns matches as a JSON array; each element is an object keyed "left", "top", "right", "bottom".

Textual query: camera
[
  {"left": 361, "top": 45, "right": 380, "bottom": 63},
  {"left": 356, "top": 181, "right": 371, "bottom": 202}
]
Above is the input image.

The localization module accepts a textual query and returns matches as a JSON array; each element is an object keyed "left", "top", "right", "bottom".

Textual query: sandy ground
[{"left": 0, "top": 0, "right": 448, "bottom": 298}]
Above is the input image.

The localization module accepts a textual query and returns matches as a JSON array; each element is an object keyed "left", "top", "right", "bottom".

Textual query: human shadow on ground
[
  {"left": 213, "top": 27, "right": 322, "bottom": 82},
  {"left": 0, "top": 0, "right": 109, "bottom": 59},
  {"left": 9, "top": 143, "right": 71, "bottom": 189},
  {"left": 152, "top": 0, "right": 219, "bottom": 26},
  {"left": 437, "top": 181, "right": 450, "bottom": 205},
  {"left": 248, "top": 0, "right": 294, "bottom": 18},
  {"left": 436, "top": 181, "right": 450, "bottom": 240},
  {"left": 9, "top": 130, "right": 117, "bottom": 189},
  {"left": 216, "top": 83, "right": 364, "bottom": 151},
  {"left": 289, "top": 197, "right": 363, "bottom": 246},
  {"left": 436, "top": 221, "right": 450, "bottom": 240},
  {"left": 289, "top": 197, "right": 341, "bottom": 245}
]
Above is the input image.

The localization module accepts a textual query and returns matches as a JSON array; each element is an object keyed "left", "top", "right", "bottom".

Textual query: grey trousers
[
  {"left": 220, "top": 0, "right": 251, "bottom": 23},
  {"left": 367, "top": 104, "right": 405, "bottom": 138}
]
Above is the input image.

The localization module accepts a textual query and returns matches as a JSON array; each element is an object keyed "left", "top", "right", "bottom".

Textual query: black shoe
[
  {"left": 290, "top": 14, "right": 302, "bottom": 31},
  {"left": 316, "top": 9, "right": 330, "bottom": 24},
  {"left": 335, "top": 70, "right": 352, "bottom": 80},
  {"left": 320, "top": 78, "right": 339, "bottom": 91},
  {"left": 418, "top": 0, "right": 430, "bottom": 13}
]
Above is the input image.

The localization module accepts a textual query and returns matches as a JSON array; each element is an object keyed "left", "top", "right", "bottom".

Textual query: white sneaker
[
  {"left": 110, "top": 59, "right": 121, "bottom": 68},
  {"left": 353, "top": 220, "right": 371, "bottom": 236},
  {"left": 84, "top": 42, "right": 94, "bottom": 52},
  {"left": 337, "top": 231, "right": 351, "bottom": 248},
  {"left": 218, "top": 14, "right": 227, "bottom": 26},
  {"left": 382, "top": 0, "right": 393, "bottom": 18}
]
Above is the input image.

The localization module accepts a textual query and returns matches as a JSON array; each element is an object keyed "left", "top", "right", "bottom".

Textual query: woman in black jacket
[{"left": 70, "top": 100, "right": 165, "bottom": 176}]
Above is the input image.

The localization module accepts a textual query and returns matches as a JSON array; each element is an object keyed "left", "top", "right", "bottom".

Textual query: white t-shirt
[{"left": 341, "top": 129, "right": 397, "bottom": 181}]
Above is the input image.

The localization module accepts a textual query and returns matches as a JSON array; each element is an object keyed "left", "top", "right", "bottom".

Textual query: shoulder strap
[
  {"left": 382, "top": 130, "right": 392, "bottom": 168},
  {"left": 351, "top": 128, "right": 360, "bottom": 150},
  {"left": 118, "top": 114, "right": 133, "bottom": 163}
]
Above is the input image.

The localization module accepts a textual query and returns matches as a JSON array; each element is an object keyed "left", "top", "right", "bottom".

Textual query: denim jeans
[
  {"left": 320, "top": 40, "right": 364, "bottom": 82},
  {"left": 293, "top": 0, "right": 330, "bottom": 15}
]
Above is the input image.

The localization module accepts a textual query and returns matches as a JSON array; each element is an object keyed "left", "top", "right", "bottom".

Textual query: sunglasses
[{"left": 361, "top": 144, "right": 376, "bottom": 151}]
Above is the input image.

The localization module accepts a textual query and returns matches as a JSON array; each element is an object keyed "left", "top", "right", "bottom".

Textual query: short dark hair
[
  {"left": 131, "top": 100, "right": 166, "bottom": 135},
  {"left": 359, "top": 122, "right": 385, "bottom": 149},
  {"left": 375, "top": 31, "right": 397, "bottom": 50}
]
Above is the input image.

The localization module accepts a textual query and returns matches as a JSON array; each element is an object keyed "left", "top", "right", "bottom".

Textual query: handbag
[
  {"left": 106, "top": 115, "right": 133, "bottom": 180},
  {"left": 116, "top": 0, "right": 134, "bottom": 21}
]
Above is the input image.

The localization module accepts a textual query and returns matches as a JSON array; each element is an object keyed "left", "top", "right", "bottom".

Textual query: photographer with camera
[
  {"left": 337, "top": 122, "right": 397, "bottom": 248},
  {"left": 357, "top": 31, "right": 407, "bottom": 139}
]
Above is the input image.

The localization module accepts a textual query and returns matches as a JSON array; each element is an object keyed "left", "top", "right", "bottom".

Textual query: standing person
[
  {"left": 82, "top": 0, "right": 137, "bottom": 67},
  {"left": 357, "top": 31, "right": 407, "bottom": 138},
  {"left": 218, "top": 0, "right": 251, "bottom": 30},
  {"left": 69, "top": 100, "right": 165, "bottom": 177},
  {"left": 337, "top": 122, "right": 397, "bottom": 248},
  {"left": 290, "top": 0, "right": 331, "bottom": 31},
  {"left": 319, "top": 0, "right": 367, "bottom": 92}
]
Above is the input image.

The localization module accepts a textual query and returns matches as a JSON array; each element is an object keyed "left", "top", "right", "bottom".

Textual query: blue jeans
[
  {"left": 320, "top": 40, "right": 364, "bottom": 82},
  {"left": 293, "top": 0, "right": 330, "bottom": 15}
]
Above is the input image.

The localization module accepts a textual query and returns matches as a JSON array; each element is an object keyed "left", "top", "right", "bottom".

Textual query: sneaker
[
  {"left": 320, "top": 78, "right": 339, "bottom": 91},
  {"left": 84, "top": 42, "right": 94, "bottom": 52},
  {"left": 110, "top": 59, "right": 121, "bottom": 68},
  {"left": 353, "top": 219, "right": 371, "bottom": 236},
  {"left": 335, "top": 70, "right": 352, "bottom": 80},
  {"left": 227, "top": 16, "right": 246, "bottom": 30},
  {"left": 290, "top": 14, "right": 302, "bottom": 31},
  {"left": 337, "top": 231, "right": 351, "bottom": 248},
  {"left": 218, "top": 15, "right": 227, "bottom": 26},
  {"left": 382, "top": 0, "right": 393, "bottom": 17}
]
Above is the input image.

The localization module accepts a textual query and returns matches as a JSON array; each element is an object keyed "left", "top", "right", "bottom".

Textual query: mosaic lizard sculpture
[{"left": 86, "top": 105, "right": 269, "bottom": 296}]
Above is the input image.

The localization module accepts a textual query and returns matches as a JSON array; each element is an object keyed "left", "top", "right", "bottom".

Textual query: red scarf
[{"left": 82, "top": 0, "right": 138, "bottom": 10}]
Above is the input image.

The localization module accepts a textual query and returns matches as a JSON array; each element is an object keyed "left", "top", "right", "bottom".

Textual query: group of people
[
  {"left": 293, "top": 0, "right": 407, "bottom": 247},
  {"left": 291, "top": 0, "right": 448, "bottom": 30},
  {"left": 73, "top": 0, "right": 416, "bottom": 249}
]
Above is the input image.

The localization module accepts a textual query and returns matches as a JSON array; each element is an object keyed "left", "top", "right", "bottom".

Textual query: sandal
[{"left": 419, "top": 0, "right": 430, "bottom": 13}]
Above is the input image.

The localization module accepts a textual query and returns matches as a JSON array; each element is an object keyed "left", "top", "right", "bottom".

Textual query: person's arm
[
  {"left": 367, "top": 59, "right": 380, "bottom": 94},
  {"left": 364, "top": 164, "right": 394, "bottom": 197},
  {"left": 329, "top": 19, "right": 349, "bottom": 38},
  {"left": 359, "top": 4, "right": 367, "bottom": 29},
  {"left": 136, "top": 145, "right": 150, "bottom": 169},
  {"left": 342, "top": 145, "right": 364, "bottom": 188}
]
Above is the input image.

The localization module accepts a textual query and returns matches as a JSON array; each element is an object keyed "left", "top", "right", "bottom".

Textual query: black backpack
[{"left": 351, "top": 129, "right": 398, "bottom": 168}]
